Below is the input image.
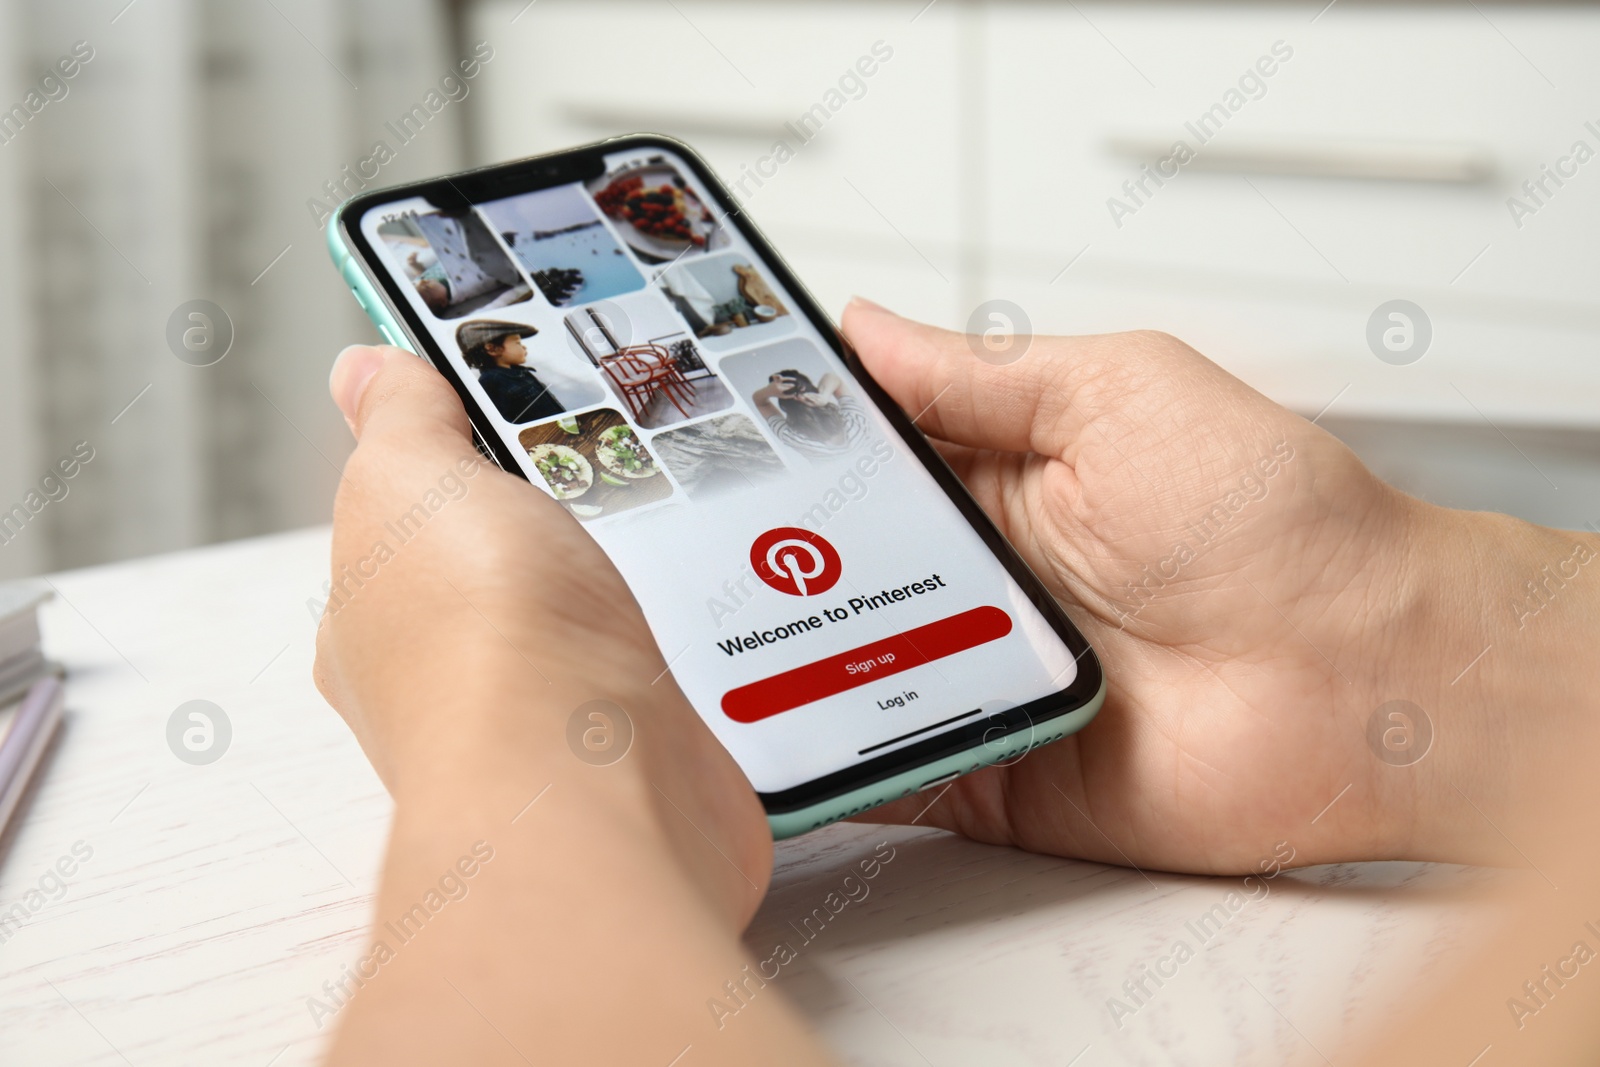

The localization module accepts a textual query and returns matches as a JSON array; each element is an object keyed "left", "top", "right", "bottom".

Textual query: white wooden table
[{"left": 0, "top": 529, "right": 1497, "bottom": 1065}]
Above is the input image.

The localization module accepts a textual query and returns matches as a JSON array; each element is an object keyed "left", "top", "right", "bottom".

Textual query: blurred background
[{"left": 1, "top": 0, "right": 1596, "bottom": 581}]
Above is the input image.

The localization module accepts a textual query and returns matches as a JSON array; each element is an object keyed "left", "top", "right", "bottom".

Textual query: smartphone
[{"left": 327, "top": 134, "right": 1104, "bottom": 838}]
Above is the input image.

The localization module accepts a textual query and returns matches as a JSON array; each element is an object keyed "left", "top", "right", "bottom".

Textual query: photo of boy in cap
[{"left": 456, "top": 319, "right": 603, "bottom": 425}]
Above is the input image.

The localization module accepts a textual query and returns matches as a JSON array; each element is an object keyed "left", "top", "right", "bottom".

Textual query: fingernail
[
  {"left": 330, "top": 345, "right": 383, "bottom": 433},
  {"left": 847, "top": 295, "right": 892, "bottom": 315}
]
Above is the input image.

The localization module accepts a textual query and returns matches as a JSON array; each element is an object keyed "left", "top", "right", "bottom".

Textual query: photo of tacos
[
  {"left": 518, "top": 409, "right": 672, "bottom": 520},
  {"left": 595, "top": 424, "right": 658, "bottom": 481},
  {"left": 527, "top": 444, "right": 594, "bottom": 500}
]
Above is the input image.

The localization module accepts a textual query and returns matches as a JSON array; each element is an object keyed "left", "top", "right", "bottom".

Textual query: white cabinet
[
  {"left": 982, "top": 3, "right": 1600, "bottom": 426},
  {"left": 468, "top": 0, "right": 1600, "bottom": 431},
  {"left": 471, "top": 0, "right": 967, "bottom": 322},
  {"left": 984, "top": 5, "right": 1600, "bottom": 295}
]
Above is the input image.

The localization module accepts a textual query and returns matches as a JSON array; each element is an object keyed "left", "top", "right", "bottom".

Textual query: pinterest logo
[{"left": 750, "top": 527, "right": 842, "bottom": 597}]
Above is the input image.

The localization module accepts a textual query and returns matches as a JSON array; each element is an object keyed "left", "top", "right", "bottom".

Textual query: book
[
  {"left": 0, "top": 677, "right": 64, "bottom": 833},
  {"left": 0, "top": 581, "right": 53, "bottom": 707},
  {"left": 0, "top": 580, "right": 49, "bottom": 663},
  {"left": 0, "top": 581, "right": 64, "bottom": 833}
]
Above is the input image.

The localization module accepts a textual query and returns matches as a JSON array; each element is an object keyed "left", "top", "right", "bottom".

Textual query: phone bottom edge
[{"left": 765, "top": 676, "right": 1109, "bottom": 841}]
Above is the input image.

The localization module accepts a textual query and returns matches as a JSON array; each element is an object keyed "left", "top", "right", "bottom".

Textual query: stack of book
[
  {"left": 1, "top": 582, "right": 53, "bottom": 706},
  {"left": 0, "top": 582, "right": 64, "bottom": 832}
]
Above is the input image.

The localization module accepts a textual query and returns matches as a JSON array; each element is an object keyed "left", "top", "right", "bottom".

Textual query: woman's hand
[
  {"left": 314, "top": 344, "right": 768, "bottom": 913},
  {"left": 752, "top": 381, "right": 784, "bottom": 416},
  {"left": 314, "top": 346, "right": 830, "bottom": 1066},
  {"left": 843, "top": 300, "right": 1599, "bottom": 874}
]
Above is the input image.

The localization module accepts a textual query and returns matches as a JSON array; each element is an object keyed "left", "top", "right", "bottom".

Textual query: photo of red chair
[
  {"left": 563, "top": 294, "right": 737, "bottom": 429},
  {"left": 598, "top": 343, "right": 697, "bottom": 422}
]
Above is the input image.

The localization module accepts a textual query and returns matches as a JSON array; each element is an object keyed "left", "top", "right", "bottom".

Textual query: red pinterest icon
[{"left": 750, "top": 527, "right": 842, "bottom": 597}]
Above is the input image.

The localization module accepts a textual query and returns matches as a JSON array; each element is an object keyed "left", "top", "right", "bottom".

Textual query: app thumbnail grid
[{"left": 362, "top": 149, "right": 880, "bottom": 524}]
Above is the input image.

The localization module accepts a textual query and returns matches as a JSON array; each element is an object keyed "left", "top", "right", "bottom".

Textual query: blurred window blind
[{"left": 0, "top": 0, "right": 462, "bottom": 579}]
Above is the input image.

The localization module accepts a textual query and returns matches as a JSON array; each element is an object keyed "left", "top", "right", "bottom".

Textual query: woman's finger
[
  {"left": 330, "top": 344, "right": 474, "bottom": 450},
  {"left": 841, "top": 298, "right": 1098, "bottom": 457},
  {"left": 841, "top": 299, "right": 1248, "bottom": 468}
]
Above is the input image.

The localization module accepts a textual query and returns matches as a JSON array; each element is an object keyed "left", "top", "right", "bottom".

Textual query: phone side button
[
  {"left": 917, "top": 771, "right": 962, "bottom": 793},
  {"left": 377, "top": 324, "right": 402, "bottom": 347}
]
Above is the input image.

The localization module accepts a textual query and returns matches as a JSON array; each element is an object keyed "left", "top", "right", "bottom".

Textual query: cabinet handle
[
  {"left": 561, "top": 102, "right": 786, "bottom": 142},
  {"left": 1106, "top": 135, "right": 1495, "bottom": 183}
]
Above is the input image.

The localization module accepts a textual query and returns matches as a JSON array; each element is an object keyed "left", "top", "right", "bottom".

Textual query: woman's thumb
[
  {"left": 329, "top": 344, "right": 472, "bottom": 446},
  {"left": 330, "top": 344, "right": 385, "bottom": 432}
]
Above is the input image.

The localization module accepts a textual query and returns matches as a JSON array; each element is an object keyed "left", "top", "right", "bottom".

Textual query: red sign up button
[{"left": 721, "top": 606, "right": 1014, "bottom": 724}]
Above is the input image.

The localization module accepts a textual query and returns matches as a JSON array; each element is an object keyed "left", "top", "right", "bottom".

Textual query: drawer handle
[
  {"left": 1106, "top": 135, "right": 1495, "bottom": 183},
  {"left": 561, "top": 102, "right": 787, "bottom": 142}
]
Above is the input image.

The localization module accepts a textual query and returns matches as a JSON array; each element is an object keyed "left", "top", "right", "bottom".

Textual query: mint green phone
[{"left": 327, "top": 134, "right": 1104, "bottom": 838}]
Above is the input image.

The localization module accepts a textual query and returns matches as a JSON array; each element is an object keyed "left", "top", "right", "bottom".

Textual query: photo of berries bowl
[{"left": 591, "top": 162, "right": 730, "bottom": 263}]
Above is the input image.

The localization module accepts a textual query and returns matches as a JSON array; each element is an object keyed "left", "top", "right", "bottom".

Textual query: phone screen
[{"left": 346, "top": 140, "right": 1096, "bottom": 806}]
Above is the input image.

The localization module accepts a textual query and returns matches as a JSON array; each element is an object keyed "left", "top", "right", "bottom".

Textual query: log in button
[{"left": 721, "top": 606, "right": 1013, "bottom": 724}]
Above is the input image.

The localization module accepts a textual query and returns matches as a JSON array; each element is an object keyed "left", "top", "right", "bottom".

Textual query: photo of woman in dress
[
  {"left": 750, "top": 369, "right": 869, "bottom": 459},
  {"left": 456, "top": 319, "right": 604, "bottom": 425}
]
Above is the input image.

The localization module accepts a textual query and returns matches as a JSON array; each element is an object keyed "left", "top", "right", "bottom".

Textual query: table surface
[{"left": 0, "top": 528, "right": 1500, "bottom": 1066}]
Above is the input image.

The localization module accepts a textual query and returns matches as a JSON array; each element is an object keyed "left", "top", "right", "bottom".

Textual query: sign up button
[{"left": 721, "top": 606, "right": 1013, "bottom": 724}]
